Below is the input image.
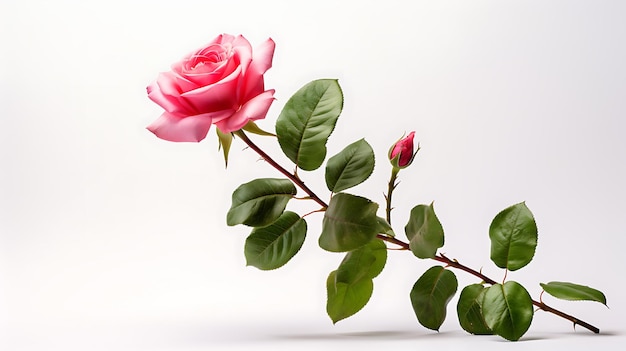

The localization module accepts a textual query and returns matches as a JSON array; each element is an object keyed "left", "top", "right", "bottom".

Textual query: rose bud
[{"left": 388, "top": 131, "right": 418, "bottom": 169}]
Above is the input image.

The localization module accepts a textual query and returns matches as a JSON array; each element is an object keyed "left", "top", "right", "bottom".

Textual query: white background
[{"left": 1, "top": 0, "right": 625, "bottom": 350}]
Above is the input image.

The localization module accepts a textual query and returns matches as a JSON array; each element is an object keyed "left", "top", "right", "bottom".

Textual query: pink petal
[
  {"left": 181, "top": 68, "right": 242, "bottom": 112},
  {"left": 252, "top": 38, "right": 275, "bottom": 74},
  {"left": 232, "top": 35, "right": 253, "bottom": 66},
  {"left": 215, "top": 90, "right": 275, "bottom": 133},
  {"left": 218, "top": 33, "right": 236, "bottom": 45},
  {"left": 147, "top": 80, "right": 179, "bottom": 112},
  {"left": 147, "top": 73, "right": 196, "bottom": 114},
  {"left": 147, "top": 110, "right": 232, "bottom": 142},
  {"left": 241, "top": 38, "right": 275, "bottom": 101},
  {"left": 172, "top": 72, "right": 200, "bottom": 92}
]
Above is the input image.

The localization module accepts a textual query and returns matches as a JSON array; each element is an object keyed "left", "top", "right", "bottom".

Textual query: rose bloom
[
  {"left": 389, "top": 131, "right": 416, "bottom": 168},
  {"left": 147, "top": 34, "right": 276, "bottom": 142}
]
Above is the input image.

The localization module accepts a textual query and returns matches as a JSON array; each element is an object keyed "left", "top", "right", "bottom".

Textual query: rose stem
[
  {"left": 385, "top": 168, "right": 399, "bottom": 224},
  {"left": 235, "top": 130, "right": 600, "bottom": 334},
  {"left": 234, "top": 130, "right": 328, "bottom": 209}
]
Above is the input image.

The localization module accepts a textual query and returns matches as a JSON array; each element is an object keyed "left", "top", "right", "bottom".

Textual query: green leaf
[
  {"left": 376, "top": 216, "right": 395, "bottom": 237},
  {"left": 457, "top": 284, "right": 492, "bottom": 335},
  {"left": 482, "top": 281, "right": 534, "bottom": 341},
  {"left": 410, "top": 266, "right": 458, "bottom": 331},
  {"left": 244, "top": 211, "right": 307, "bottom": 270},
  {"left": 275, "top": 79, "right": 343, "bottom": 171},
  {"left": 336, "top": 239, "right": 388, "bottom": 281},
  {"left": 319, "top": 193, "right": 379, "bottom": 252},
  {"left": 242, "top": 120, "right": 276, "bottom": 137},
  {"left": 326, "top": 271, "right": 373, "bottom": 324},
  {"left": 226, "top": 178, "right": 296, "bottom": 227},
  {"left": 326, "top": 239, "right": 387, "bottom": 323},
  {"left": 489, "top": 202, "right": 538, "bottom": 271},
  {"left": 325, "top": 139, "right": 375, "bottom": 193},
  {"left": 405, "top": 203, "right": 445, "bottom": 259},
  {"left": 540, "top": 281, "right": 607, "bottom": 305},
  {"left": 216, "top": 128, "right": 233, "bottom": 167}
]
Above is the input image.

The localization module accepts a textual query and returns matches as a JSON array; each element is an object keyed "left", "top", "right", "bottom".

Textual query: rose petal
[
  {"left": 241, "top": 38, "right": 275, "bottom": 101},
  {"left": 172, "top": 34, "right": 225, "bottom": 68},
  {"left": 181, "top": 67, "right": 242, "bottom": 112},
  {"left": 172, "top": 72, "right": 199, "bottom": 92},
  {"left": 147, "top": 81, "right": 177, "bottom": 112},
  {"left": 251, "top": 38, "right": 275, "bottom": 74},
  {"left": 147, "top": 110, "right": 233, "bottom": 142},
  {"left": 218, "top": 33, "right": 236, "bottom": 45},
  {"left": 232, "top": 35, "right": 253, "bottom": 68},
  {"left": 182, "top": 56, "right": 234, "bottom": 88},
  {"left": 147, "top": 83, "right": 184, "bottom": 114},
  {"left": 147, "top": 72, "right": 199, "bottom": 115},
  {"left": 215, "top": 90, "right": 275, "bottom": 133}
]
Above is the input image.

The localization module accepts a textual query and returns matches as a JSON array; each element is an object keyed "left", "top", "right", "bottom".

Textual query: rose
[
  {"left": 146, "top": 34, "right": 276, "bottom": 142},
  {"left": 388, "top": 131, "right": 417, "bottom": 168}
]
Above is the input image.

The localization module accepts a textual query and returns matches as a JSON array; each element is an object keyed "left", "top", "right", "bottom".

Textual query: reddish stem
[
  {"left": 376, "top": 235, "right": 600, "bottom": 334},
  {"left": 235, "top": 131, "right": 328, "bottom": 209}
]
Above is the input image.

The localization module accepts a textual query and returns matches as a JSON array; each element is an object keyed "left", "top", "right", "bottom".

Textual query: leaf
[
  {"left": 325, "top": 138, "right": 375, "bottom": 193},
  {"left": 216, "top": 128, "right": 233, "bottom": 167},
  {"left": 457, "top": 284, "right": 492, "bottom": 335},
  {"left": 242, "top": 120, "right": 276, "bottom": 137},
  {"left": 319, "top": 193, "right": 380, "bottom": 252},
  {"left": 489, "top": 202, "right": 538, "bottom": 271},
  {"left": 540, "top": 281, "right": 607, "bottom": 305},
  {"left": 405, "top": 203, "right": 445, "bottom": 259},
  {"left": 376, "top": 216, "right": 395, "bottom": 237},
  {"left": 275, "top": 79, "right": 343, "bottom": 171},
  {"left": 326, "top": 239, "right": 387, "bottom": 323},
  {"left": 336, "top": 239, "right": 388, "bottom": 281},
  {"left": 244, "top": 211, "right": 307, "bottom": 270},
  {"left": 326, "top": 271, "right": 373, "bottom": 324},
  {"left": 226, "top": 178, "right": 296, "bottom": 227},
  {"left": 482, "top": 281, "right": 534, "bottom": 341},
  {"left": 410, "top": 266, "right": 458, "bottom": 331}
]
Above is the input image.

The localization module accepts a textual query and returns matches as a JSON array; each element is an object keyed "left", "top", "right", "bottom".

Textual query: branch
[
  {"left": 376, "top": 234, "right": 600, "bottom": 334},
  {"left": 235, "top": 130, "right": 328, "bottom": 209},
  {"left": 236, "top": 130, "right": 600, "bottom": 335}
]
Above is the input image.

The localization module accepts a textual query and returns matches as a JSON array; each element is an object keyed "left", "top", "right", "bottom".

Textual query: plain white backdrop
[{"left": 1, "top": 0, "right": 625, "bottom": 350}]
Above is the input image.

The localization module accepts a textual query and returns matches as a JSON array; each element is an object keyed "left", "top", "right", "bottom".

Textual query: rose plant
[{"left": 147, "top": 34, "right": 607, "bottom": 341}]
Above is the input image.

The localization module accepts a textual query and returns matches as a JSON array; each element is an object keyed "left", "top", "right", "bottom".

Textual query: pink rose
[
  {"left": 147, "top": 34, "right": 276, "bottom": 142},
  {"left": 389, "top": 131, "right": 417, "bottom": 168}
]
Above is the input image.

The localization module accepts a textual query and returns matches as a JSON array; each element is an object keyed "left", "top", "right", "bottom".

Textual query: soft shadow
[
  {"left": 587, "top": 330, "right": 623, "bottom": 336},
  {"left": 496, "top": 329, "right": 623, "bottom": 343},
  {"left": 272, "top": 330, "right": 454, "bottom": 341}
]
